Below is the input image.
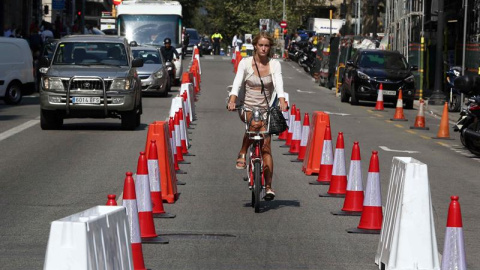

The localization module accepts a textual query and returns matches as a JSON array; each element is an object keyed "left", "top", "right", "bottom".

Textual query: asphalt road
[{"left": 0, "top": 55, "right": 478, "bottom": 269}]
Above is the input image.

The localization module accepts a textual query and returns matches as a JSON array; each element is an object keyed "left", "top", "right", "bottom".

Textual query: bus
[{"left": 116, "top": 0, "right": 183, "bottom": 83}]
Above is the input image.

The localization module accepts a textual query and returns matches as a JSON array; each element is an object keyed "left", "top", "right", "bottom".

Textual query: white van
[{"left": 0, "top": 37, "right": 35, "bottom": 104}]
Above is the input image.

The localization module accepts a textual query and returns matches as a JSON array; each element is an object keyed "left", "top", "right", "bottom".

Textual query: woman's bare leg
[{"left": 262, "top": 135, "right": 273, "bottom": 189}]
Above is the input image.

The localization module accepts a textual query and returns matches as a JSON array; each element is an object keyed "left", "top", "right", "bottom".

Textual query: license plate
[
  {"left": 383, "top": 90, "right": 397, "bottom": 96},
  {"left": 72, "top": 97, "right": 101, "bottom": 104}
]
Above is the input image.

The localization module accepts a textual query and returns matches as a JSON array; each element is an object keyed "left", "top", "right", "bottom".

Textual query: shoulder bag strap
[{"left": 253, "top": 57, "right": 271, "bottom": 108}]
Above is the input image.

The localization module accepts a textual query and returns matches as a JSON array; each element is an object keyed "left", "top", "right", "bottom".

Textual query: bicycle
[{"left": 237, "top": 106, "right": 271, "bottom": 213}]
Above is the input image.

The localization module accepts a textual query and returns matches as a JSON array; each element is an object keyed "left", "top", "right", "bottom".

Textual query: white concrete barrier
[
  {"left": 44, "top": 206, "right": 133, "bottom": 270},
  {"left": 375, "top": 157, "right": 440, "bottom": 270}
]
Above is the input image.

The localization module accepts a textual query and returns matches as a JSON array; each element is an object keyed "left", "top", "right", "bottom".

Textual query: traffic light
[
  {"left": 76, "top": 11, "right": 82, "bottom": 21},
  {"left": 44, "top": 5, "right": 49, "bottom": 15}
]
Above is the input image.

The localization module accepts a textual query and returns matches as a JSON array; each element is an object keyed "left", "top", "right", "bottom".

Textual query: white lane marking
[
  {"left": 324, "top": 111, "right": 351, "bottom": 116},
  {"left": 379, "top": 146, "right": 419, "bottom": 154},
  {"left": 296, "top": 89, "right": 315, "bottom": 94},
  {"left": 0, "top": 118, "right": 40, "bottom": 142}
]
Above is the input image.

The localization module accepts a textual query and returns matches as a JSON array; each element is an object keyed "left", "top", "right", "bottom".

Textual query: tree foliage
[{"left": 178, "top": 0, "right": 328, "bottom": 44}]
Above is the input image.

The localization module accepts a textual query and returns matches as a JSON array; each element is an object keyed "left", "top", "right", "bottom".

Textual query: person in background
[
  {"left": 41, "top": 25, "right": 54, "bottom": 41},
  {"left": 160, "top": 37, "right": 180, "bottom": 62},
  {"left": 211, "top": 30, "right": 223, "bottom": 55},
  {"left": 227, "top": 32, "right": 287, "bottom": 201},
  {"left": 182, "top": 27, "right": 189, "bottom": 56}
]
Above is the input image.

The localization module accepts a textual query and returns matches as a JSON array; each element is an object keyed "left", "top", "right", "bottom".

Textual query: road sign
[
  {"left": 52, "top": 0, "right": 65, "bottom": 10},
  {"left": 280, "top": 21, "right": 287, "bottom": 29}
]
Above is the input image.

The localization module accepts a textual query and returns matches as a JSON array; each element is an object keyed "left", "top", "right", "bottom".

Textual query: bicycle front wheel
[{"left": 253, "top": 161, "right": 262, "bottom": 213}]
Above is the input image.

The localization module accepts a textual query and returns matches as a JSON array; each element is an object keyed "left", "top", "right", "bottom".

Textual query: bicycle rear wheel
[{"left": 253, "top": 161, "right": 262, "bottom": 213}]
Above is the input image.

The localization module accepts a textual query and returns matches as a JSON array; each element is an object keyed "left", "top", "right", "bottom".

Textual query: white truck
[
  {"left": 308, "top": 18, "right": 345, "bottom": 35},
  {"left": 116, "top": 0, "right": 183, "bottom": 84}
]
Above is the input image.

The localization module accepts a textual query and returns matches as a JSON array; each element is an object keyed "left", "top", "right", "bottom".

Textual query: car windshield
[
  {"left": 52, "top": 42, "right": 128, "bottom": 66},
  {"left": 132, "top": 49, "right": 162, "bottom": 65},
  {"left": 118, "top": 15, "right": 180, "bottom": 47},
  {"left": 359, "top": 52, "right": 408, "bottom": 70},
  {"left": 187, "top": 30, "right": 199, "bottom": 40}
]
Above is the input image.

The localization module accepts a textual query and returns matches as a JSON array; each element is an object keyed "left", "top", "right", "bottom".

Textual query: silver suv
[{"left": 39, "top": 35, "right": 143, "bottom": 130}]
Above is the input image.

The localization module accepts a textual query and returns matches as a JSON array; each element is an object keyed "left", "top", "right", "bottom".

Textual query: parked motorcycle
[
  {"left": 453, "top": 74, "right": 480, "bottom": 156},
  {"left": 445, "top": 66, "right": 462, "bottom": 112},
  {"left": 301, "top": 45, "right": 318, "bottom": 74}
]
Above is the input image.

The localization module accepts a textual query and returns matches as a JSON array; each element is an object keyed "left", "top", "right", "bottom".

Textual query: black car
[
  {"left": 200, "top": 37, "right": 212, "bottom": 55},
  {"left": 185, "top": 28, "right": 202, "bottom": 56},
  {"left": 340, "top": 49, "right": 417, "bottom": 109}
]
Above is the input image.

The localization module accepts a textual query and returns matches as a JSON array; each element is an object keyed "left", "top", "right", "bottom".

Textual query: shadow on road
[{"left": 244, "top": 199, "right": 301, "bottom": 213}]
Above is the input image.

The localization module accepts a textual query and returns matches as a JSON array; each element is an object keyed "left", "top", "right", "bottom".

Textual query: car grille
[
  {"left": 62, "top": 79, "right": 113, "bottom": 91},
  {"left": 139, "top": 75, "right": 150, "bottom": 80}
]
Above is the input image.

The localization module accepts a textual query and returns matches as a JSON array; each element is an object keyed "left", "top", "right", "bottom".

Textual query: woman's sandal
[
  {"left": 236, "top": 153, "right": 246, "bottom": 169},
  {"left": 264, "top": 187, "right": 275, "bottom": 201}
]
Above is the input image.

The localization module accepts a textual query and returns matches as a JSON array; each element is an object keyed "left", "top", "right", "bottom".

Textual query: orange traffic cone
[
  {"left": 178, "top": 108, "right": 192, "bottom": 155},
  {"left": 332, "top": 142, "right": 364, "bottom": 216},
  {"left": 374, "top": 83, "right": 385, "bottom": 111},
  {"left": 347, "top": 151, "right": 382, "bottom": 234},
  {"left": 169, "top": 117, "right": 186, "bottom": 177},
  {"left": 144, "top": 121, "right": 179, "bottom": 203},
  {"left": 122, "top": 172, "right": 148, "bottom": 269},
  {"left": 174, "top": 112, "right": 190, "bottom": 164},
  {"left": 136, "top": 152, "right": 169, "bottom": 244},
  {"left": 281, "top": 104, "right": 297, "bottom": 148},
  {"left": 147, "top": 140, "right": 176, "bottom": 218},
  {"left": 302, "top": 111, "right": 331, "bottom": 175},
  {"left": 106, "top": 194, "right": 117, "bottom": 206},
  {"left": 319, "top": 132, "right": 347, "bottom": 198},
  {"left": 285, "top": 109, "right": 302, "bottom": 155},
  {"left": 310, "top": 125, "right": 333, "bottom": 185},
  {"left": 441, "top": 196, "right": 466, "bottom": 270},
  {"left": 410, "top": 99, "right": 429, "bottom": 130},
  {"left": 391, "top": 89, "right": 408, "bottom": 121},
  {"left": 292, "top": 112, "right": 310, "bottom": 162},
  {"left": 433, "top": 102, "right": 454, "bottom": 140},
  {"left": 234, "top": 51, "right": 242, "bottom": 73}
]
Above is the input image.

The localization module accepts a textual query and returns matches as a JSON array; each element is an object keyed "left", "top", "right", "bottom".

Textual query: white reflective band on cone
[
  {"left": 293, "top": 120, "right": 302, "bottom": 140},
  {"left": 332, "top": 149, "right": 346, "bottom": 176},
  {"left": 170, "top": 133, "right": 177, "bottom": 155},
  {"left": 300, "top": 126, "right": 310, "bottom": 146},
  {"left": 363, "top": 172, "right": 381, "bottom": 206},
  {"left": 288, "top": 115, "right": 295, "bottom": 132},
  {"left": 174, "top": 124, "right": 181, "bottom": 146},
  {"left": 148, "top": 160, "right": 161, "bottom": 192},
  {"left": 180, "top": 119, "right": 186, "bottom": 141},
  {"left": 135, "top": 174, "right": 153, "bottom": 212},
  {"left": 124, "top": 200, "right": 142, "bottom": 244},
  {"left": 441, "top": 228, "right": 466, "bottom": 270},
  {"left": 377, "top": 90, "right": 384, "bottom": 101},
  {"left": 347, "top": 160, "right": 363, "bottom": 191},
  {"left": 321, "top": 140, "right": 334, "bottom": 165}
]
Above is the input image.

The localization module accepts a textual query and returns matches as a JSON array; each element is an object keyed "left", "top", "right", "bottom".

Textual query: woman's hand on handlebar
[{"left": 227, "top": 102, "right": 236, "bottom": 111}]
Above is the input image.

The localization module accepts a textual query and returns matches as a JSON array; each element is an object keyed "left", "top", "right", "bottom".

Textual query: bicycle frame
[{"left": 241, "top": 107, "right": 270, "bottom": 192}]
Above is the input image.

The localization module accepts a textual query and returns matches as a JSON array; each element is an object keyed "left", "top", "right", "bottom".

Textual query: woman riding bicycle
[{"left": 227, "top": 32, "right": 287, "bottom": 200}]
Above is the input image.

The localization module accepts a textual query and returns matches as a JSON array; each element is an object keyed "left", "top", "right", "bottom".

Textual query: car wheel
[
  {"left": 121, "top": 109, "right": 139, "bottom": 130},
  {"left": 404, "top": 99, "right": 414, "bottom": 109},
  {"left": 40, "top": 109, "right": 63, "bottom": 130},
  {"left": 159, "top": 85, "right": 168, "bottom": 97},
  {"left": 340, "top": 85, "right": 349, "bottom": 103},
  {"left": 4, "top": 82, "right": 22, "bottom": 105},
  {"left": 350, "top": 83, "right": 359, "bottom": 105}
]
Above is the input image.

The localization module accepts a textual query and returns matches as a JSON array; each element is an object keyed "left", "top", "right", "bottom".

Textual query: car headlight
[
  {"left": 111, "top": 78, "right": 131, "bottom": 90},
  {"left": 357, "top": 71, "right": 370, "bottom": 80},
  {"left": 43, "top": 77, "right": 64, "bottom": 90},
  {"left": 404, "top": 75, "right": 415, "bottom": 83},
  {"left": 154, "top": 70, "right": 164, "bottom": 79}
]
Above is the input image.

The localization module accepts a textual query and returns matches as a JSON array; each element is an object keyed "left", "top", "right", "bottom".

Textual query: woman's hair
[{"left": 252, "top": 32, "right": 275, "bottom": 57}]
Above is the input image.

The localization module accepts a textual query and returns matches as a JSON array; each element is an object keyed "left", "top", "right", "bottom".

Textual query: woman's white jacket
[{"left": 229, "top": 57, "right": 285, "bottom": 107}]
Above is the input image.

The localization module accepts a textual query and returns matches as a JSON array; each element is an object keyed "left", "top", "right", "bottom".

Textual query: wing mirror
[
  {"left": 132, "top": 57, "right": 144, "bottom": 68},
  {"left": 39, "top": 56, "right": 50, "bottom": 68}
]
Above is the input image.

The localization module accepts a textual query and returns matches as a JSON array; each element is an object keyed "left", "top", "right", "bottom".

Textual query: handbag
[{"left": 253, "top": 58, "right": 288, "bottom": 135}]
